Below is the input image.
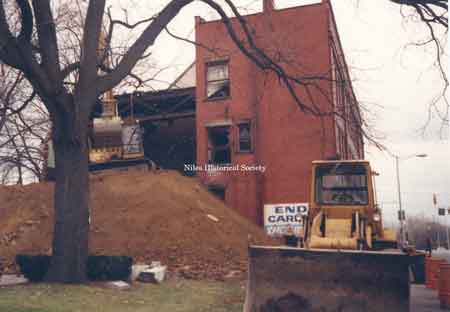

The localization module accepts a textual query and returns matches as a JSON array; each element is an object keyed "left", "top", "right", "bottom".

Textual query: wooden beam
[{"left": 138, "top": 111, "right": 195, "bottom": 122}]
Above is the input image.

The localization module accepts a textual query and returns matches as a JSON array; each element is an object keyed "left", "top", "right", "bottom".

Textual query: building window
[
  {"left": 339, "top": 130, "right": 347, "bottom": 159},
  {"left": 207, "top": 126, "right": 231, "bottom": 164},
  {"left": 237, "top": 121, "right": 252, "bottom": 152},
  {"left": 208, "top": 185, "right": 226, "bottom": 201},
  {"left": 206, "top": 61, "right": 230, "bottom": 100}
]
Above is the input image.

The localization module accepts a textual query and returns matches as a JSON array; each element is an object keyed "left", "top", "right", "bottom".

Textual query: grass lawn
[{"left": 0, "top": 279, "right": 245, "bottom": 312}]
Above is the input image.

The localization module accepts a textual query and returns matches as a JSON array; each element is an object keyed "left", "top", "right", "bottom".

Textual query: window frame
[
  {"left": 236, "top": 120, "right": 253, "bottom": 153},
  {"left": 207, "top": 126, "right": 232, "bottom": 165},
  {"left": 205, "top": 60, "right": 230, "bottom": 101},
  {"left": 314, "top": 164, "right": 369, "bottom": 206}
]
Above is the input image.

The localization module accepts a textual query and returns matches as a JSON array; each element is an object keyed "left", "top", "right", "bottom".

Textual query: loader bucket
[{"left": 243, "top": 246, "right": 410, "bottom": 312}]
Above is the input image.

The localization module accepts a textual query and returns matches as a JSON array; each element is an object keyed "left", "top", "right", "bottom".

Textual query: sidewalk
[
  {"left": 0, "top": 274, "right": 28, "bottom": 287},
  {"left": 411, "top": 284, "right": 443, "bottom": 312}
]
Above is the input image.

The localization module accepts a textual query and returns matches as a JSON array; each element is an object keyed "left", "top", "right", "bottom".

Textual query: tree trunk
[{"left": 45, "top": 111, "right": 90, "bottom": 283}]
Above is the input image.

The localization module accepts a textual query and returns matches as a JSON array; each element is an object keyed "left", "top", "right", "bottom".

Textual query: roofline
[
  {"left": 116, "top": 86, "right": 195, "bottom": 100},
  {"left": 325, "top": 1, "right": 363, "bottom": 124},
  {"left": 312, "top": 159, "right": 369, "bottom": 164},
  {"left": 167, "top": 61, "right": 196, "bottom": 90},
  {"left": 196, "top": 1, "right": 326, "bottom": 26}
]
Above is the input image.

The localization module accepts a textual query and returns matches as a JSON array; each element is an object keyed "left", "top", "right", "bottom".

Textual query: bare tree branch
[
  {"left": 31, "top": 0, "right": 62, "bottom": 84},
  {"left": 97, "top": 0, "right": 194, "bottom": 96},
  {"left": 16, "top": 0, "right": 33, "bottom": 42}
]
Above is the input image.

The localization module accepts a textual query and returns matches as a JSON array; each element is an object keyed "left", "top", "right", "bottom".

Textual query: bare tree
[
  {"left": 390, "top": 0, "right": 449, "bottom": 135},
  {"left": 0, "top": 105, "right": 48, "bottom": 184},
  {"left": 406, "top": 215, "right": 450, "bottom": 250},
  {"left": 0, "top": 0, "right": 192, "bottom": 283},
  {"left": 0, "top": 63, "right": 46, "bottom": 184},
  {"left": 390, "top": 0, "right": 447, "bottom": 28}
]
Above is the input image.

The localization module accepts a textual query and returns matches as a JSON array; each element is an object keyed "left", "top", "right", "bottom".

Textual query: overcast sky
[{"left": 108, "top": 0, "right": 449, "bottom": 227}]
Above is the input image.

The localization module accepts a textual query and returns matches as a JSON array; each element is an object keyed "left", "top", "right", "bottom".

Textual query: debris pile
[{"left": 0, "top": 170, "right": 274, "bottom": 280}]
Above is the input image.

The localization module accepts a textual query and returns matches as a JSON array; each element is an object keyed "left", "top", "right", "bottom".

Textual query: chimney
[
  {"left": 195, "top": 16, "right": 205, "bottom": 25},
  {"left": 263, "top": 0, "right": 275, "bottom": 13}
]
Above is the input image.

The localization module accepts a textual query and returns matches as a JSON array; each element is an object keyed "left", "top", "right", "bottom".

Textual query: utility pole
[
  {"left": 447, "top": 213, "right": 450, "bottom": 250},
  {"left": 395, "top": 155, "right": 406, "bottom": 247},
  {"left": 393, "top": 153, "right": 427, "bottom": 248},
  {"left": 445, "top": 205, "right": 450, "bottom": 250}
]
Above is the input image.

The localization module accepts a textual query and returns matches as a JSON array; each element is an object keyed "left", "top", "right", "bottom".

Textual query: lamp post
[{"left": 394, "top": 153, "right": 427, "bottom": 248}]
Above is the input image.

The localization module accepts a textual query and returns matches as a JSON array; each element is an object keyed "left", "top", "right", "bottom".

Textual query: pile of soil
[{"left": 0, "top": 170, "right": 275, "bottom": 280}]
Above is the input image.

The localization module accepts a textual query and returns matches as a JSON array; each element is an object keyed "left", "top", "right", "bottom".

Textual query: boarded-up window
[
  {"left": 207, "top": 126, "right": 231, "bottom": 164},
  {"left": 238, "top": 121, "right": 252, "bottom": 152},
  {"left": 206, "top": 61, "right": 230, "bottom": 99}
]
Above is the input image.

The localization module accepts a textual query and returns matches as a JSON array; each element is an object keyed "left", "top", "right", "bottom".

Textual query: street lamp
[{"left": 394, "top": 153, "right": 427, "bottom": 248}]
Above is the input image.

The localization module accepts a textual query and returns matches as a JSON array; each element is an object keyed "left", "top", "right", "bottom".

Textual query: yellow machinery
[
  {"left": 89, "top": 90, "right": 124, "bottom": 164},
  {"left": 244, "top": 160, "right": 417, "bottom": 312},
  {"left": 88, "top": 91, "right": 147, "bottom": 172},
  {"left": 88, "top": 90, "right": 145, "bottom": 165},
  {"left": 306, "top": 160, "right": 397, "bottom": 250}
]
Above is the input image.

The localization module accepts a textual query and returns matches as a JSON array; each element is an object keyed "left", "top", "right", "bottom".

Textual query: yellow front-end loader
[{"left": 244, "top": 160, "right": 420, "bottom": 312}]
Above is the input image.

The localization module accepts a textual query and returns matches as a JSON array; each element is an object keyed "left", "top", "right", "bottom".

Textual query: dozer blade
[{"left": 244, "top": 246, "right": 410, "bottom": 312}]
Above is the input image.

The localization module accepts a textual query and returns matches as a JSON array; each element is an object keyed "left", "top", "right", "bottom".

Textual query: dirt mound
[{"left": 0, "top": 170, "right": 275, "bottom": 280}]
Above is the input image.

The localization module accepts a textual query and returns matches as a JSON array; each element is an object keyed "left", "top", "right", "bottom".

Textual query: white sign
[{"left": 263, "top": 203, "right": 309, "bottom": 237}]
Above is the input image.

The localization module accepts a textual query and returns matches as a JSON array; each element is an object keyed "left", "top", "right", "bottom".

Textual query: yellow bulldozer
[
  {"left": 306, "top": 160, "right": 396, "bottom": 251},
  {"left": 244, "top": 160, "right": 420, "bottom": 312}
]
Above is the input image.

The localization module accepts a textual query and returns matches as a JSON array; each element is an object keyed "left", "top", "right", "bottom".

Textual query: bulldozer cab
[
  {"left": 306, "top": 160, "right": 384, "bottom": 250},
  {"left": 313, "top": 161, "right": 371, "bottom": 208}
]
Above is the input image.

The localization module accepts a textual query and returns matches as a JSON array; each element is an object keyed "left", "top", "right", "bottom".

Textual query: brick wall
[{"left": 195, "top": 1, "right": 362, "bottom": 224}]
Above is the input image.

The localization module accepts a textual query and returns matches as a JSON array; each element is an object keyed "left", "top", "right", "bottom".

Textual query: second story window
[
  {"left": 237, "top": 121, "right": 252, "bottom": 152},
  {"left": 206, "top": 61, "right": 230, "bottom": 100}
]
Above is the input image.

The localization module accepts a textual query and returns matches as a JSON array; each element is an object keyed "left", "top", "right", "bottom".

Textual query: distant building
[{"left": 194, "top": 0, "right": 363, "bottom": 224}]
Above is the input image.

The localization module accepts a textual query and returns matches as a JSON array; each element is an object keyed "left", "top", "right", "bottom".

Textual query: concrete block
[
  {"left": 0, "top": 275, "right": 28, "bottom": 286},
  {"left": 106, "top": 280, "right": 131, "bottom": 290},
  {"left": 150, "top": 261, "right": 161, "bottom": 268},
  {"left": 131, "top": 264, "right": 150, "bottom": 281},
  {"left": 137, "top": 266, "right": 167, "bottom": 284}
]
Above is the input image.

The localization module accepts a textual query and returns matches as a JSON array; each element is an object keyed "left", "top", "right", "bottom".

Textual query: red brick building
[{"left": 194, "top": 0, "right": 364, "bottom": 225}]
